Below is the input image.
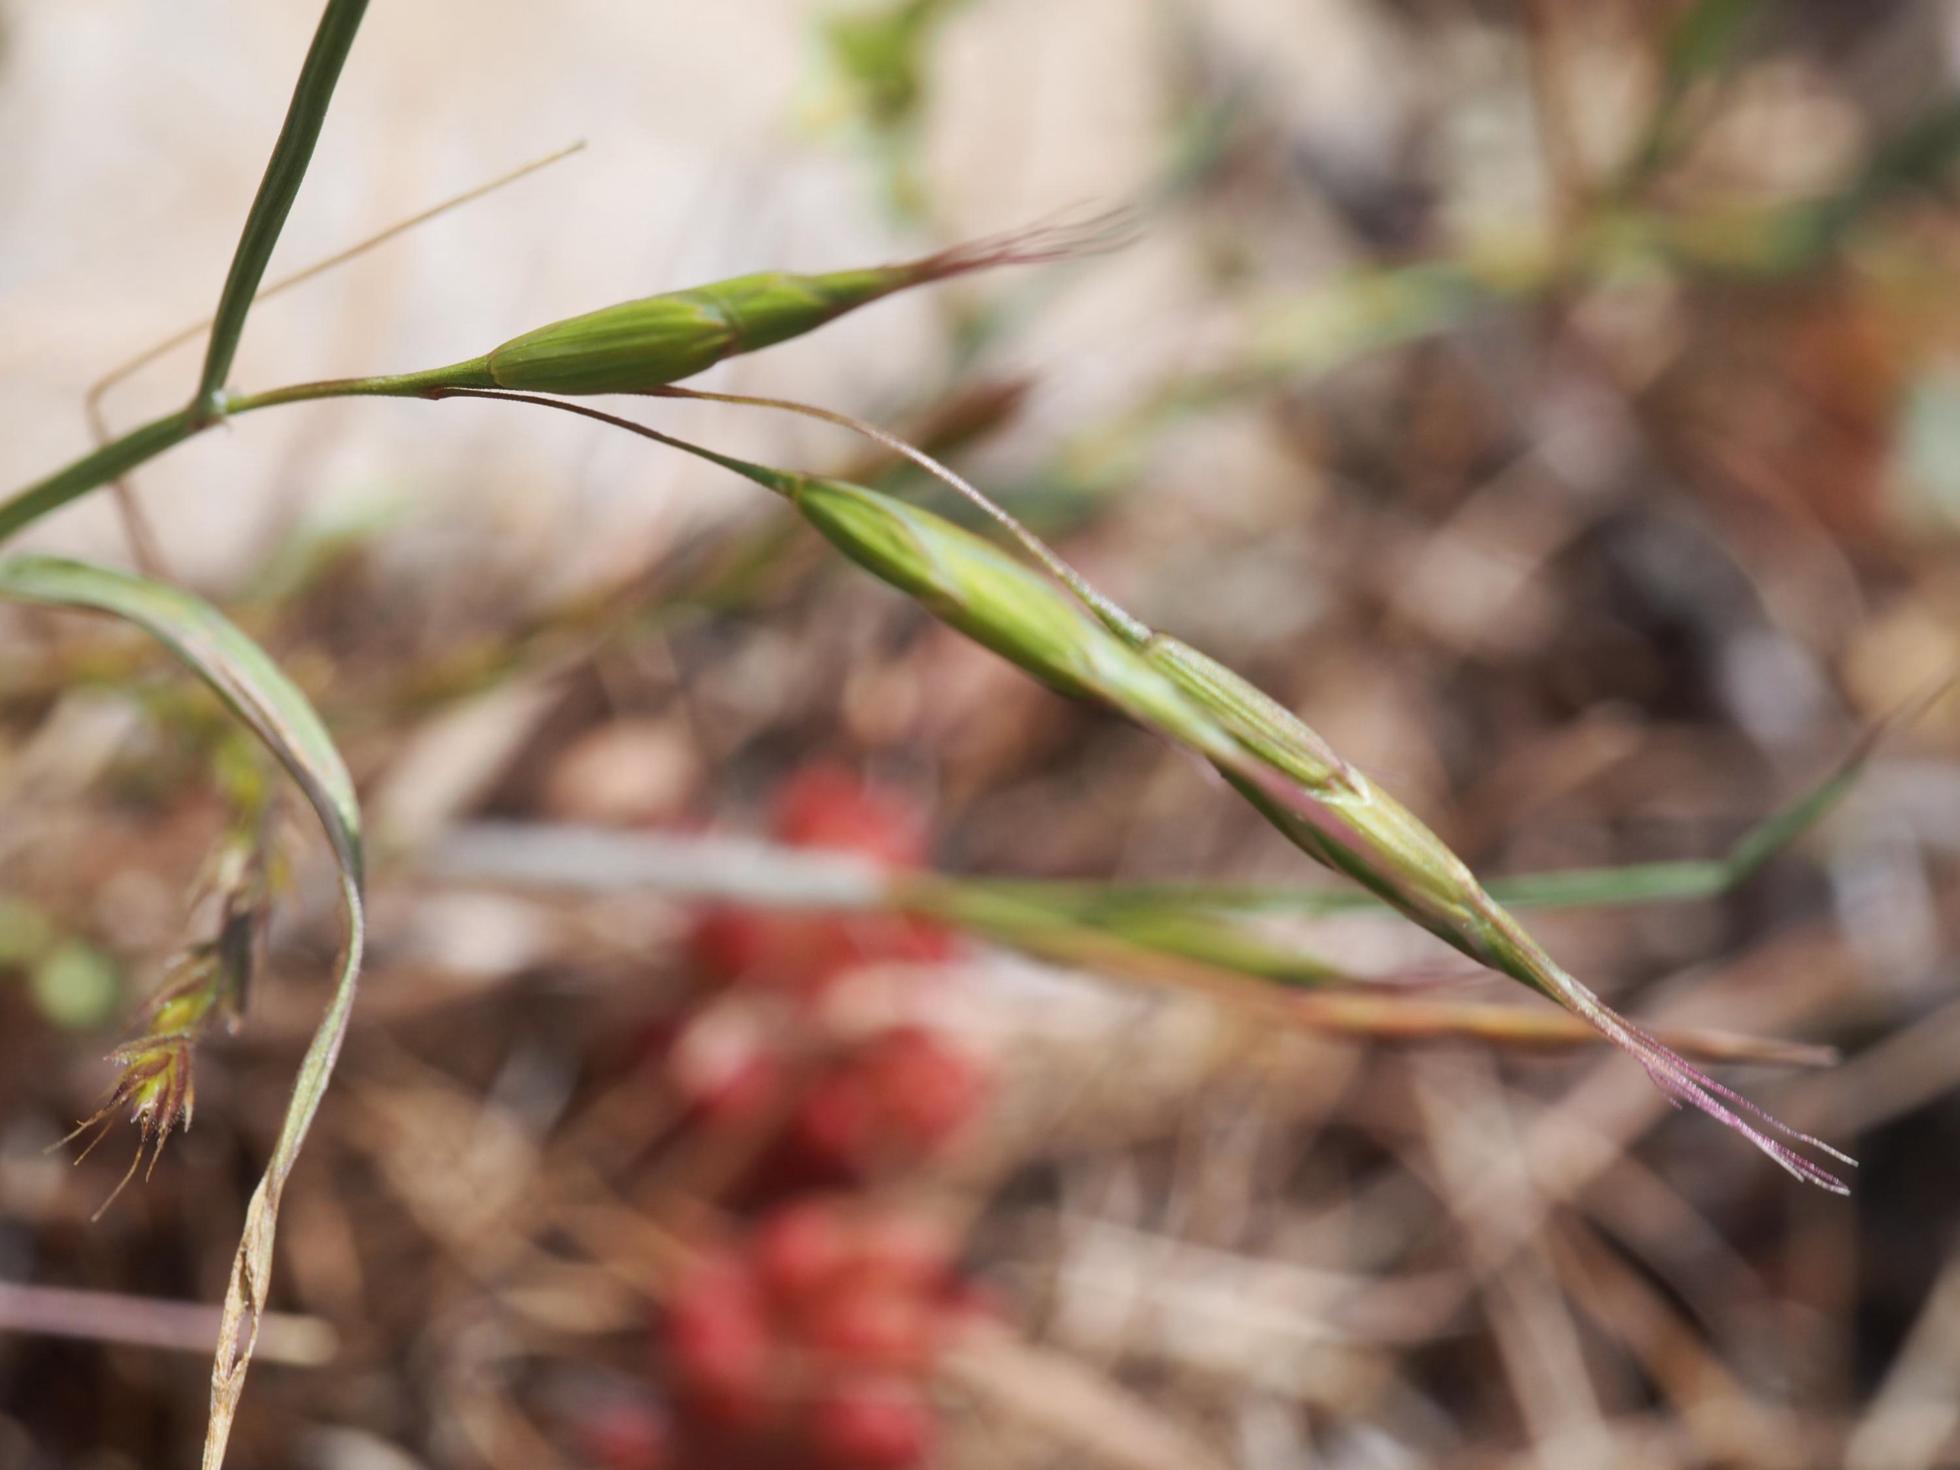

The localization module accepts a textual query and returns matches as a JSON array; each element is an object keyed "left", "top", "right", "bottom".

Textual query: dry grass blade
[
  {"left": 421, "top": 818, "right": 1834, "bottom": 1067},
  {"left": 0, "top": 1282, "right": 337, "bottom": 1366},
  {"left": 1287, "top": 993, "right": 1837, "bottom": 1066},
  {"left": 943, "top": 1322, "right": 1234, "bottom": 1470}
]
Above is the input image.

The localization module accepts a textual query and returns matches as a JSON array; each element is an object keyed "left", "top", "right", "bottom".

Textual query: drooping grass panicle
[
  {"left": 419, "top": 387, "right": 1852, "bottom": 1190},
  {"left": 745, "top": 415, "right": 1859, "bottom": 1190}
]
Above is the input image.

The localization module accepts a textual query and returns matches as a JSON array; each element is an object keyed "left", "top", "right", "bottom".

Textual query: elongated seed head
[
  {"left": 622, "top": 424, "right": 1268, "bottom": 774},
  {"left": 487, "top": 288, "right": 742, "bottom": 395},
  {"left": 483, "top": 219, "right": 1127, "bottom": 396},
  {"left": 1145, "top": 633, "right": 1631, "bottom": 995},
  {"left": 1142, "top": 634, "right": 1503, "bottom": 945},
  {"left": 632, "top": 419, "right": 1850, "bottom": 1187}
]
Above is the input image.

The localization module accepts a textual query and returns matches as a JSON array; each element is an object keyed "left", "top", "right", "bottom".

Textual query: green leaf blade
[
  {"left": 195, "top": 0, "right": 372, "bottom": 407},
  {"left": 0, "top": 555, "right": 360, "bottom": 882},
  {"left": 0, "top": 554, "right": 365, "bottom": 1469}
]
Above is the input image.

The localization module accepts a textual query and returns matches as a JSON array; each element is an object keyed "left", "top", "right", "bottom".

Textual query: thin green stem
[
  {"left": 649, "top": 384, "right": 1155, "bottom": 646},
  {"left": 421, "top": 387, "right": 792, "bottom": 484},
  {"left": 0, "top": 359, "right": 492, "bottom": 547},
  {"left": 0, "top": 409, "right": 202, "bottom": 545},
  {"left": 196, "top": 0, "right": 372, "bottom": 409},
  {"left": 226, "top": 360, "right": 494, "bottom": 413}
]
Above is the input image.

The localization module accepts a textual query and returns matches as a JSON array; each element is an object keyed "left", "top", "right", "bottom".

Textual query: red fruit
[
  {"left": 689, "top": 906, "right": 779, "bottom": 987},
  {"left": 863, "top": 1026, "right": 983, "bottom": 1153},
  {"left": 773, "top": 765, "right": 929, "bottom": 869},
  {"left": 691, "top": 906, "right": 877, "bottom": 998},
  {"left": 802, "top": 1284, "right": 936, "bottom": 1373},
  {"left": 691, "top": 770, "right": 953, "bottom": 998},
  {"left": 662, "top": 1255, "right": 775, "bottom": 1429},
  {"left": 769, "top": 914, "right": 876, "bottom": 997},
  {"left": 789, "top": 1066, "right": 880, "bottom": 1175},
  {"left": 849, "top": 913, "right": 956, "bottom": 968},
  {"left": 753, "top": 1199, "right": 853, "bottom": 1305},
  {"left": 806, "top": 1376, "right": 936, "bottom": 1469}
]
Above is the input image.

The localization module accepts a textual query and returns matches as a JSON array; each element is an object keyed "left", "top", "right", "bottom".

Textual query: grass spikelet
[
  {"left": 471, "top": 216, "right": 1127, "bottom": 398},
  {"left": 1136, "top": 633, "right": 1855, "bottom": 1192},
  {"left": 60, "top": 950, "right": 221, "bottom": 1218},
  {"left": 56, "top": 835, "right": 268, "bottom": 1217}
]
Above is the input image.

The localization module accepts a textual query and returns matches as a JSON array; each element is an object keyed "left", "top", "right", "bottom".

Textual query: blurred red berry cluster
[
  {"left": 660, "top": 766, "right": 982, "bottom": 1185},
  {"left": 621, "top": 766, "right": 991, "bottom": 1469},
  {"left": 688, "top": 766, "right": 953, "bottom": 1002},
  {"left": 661, "top": 1201, "right": 982, "bottom": 1467}
]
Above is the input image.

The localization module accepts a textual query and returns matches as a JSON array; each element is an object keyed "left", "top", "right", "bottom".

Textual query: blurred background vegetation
[{"left": 1, "top": 1, "right": 1958, "bottom": 1466}]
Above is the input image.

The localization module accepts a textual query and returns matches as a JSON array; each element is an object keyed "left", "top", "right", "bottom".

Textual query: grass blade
[
  {"left": 422, "top": 821, "right": 1829, "bottom": 1067},
  {"left": 194, "top": 0, "right": 372, "bottom": 409},
  {"left": 957, "top": 734, "right": 1875, "bottom": 918},
  {"left": 0, "top": 556, "right": 365, "bottom": 1469}
]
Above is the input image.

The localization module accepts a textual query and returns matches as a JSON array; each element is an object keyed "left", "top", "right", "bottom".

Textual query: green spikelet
[
  {"left": 485, "top": 269, "right": 886, "bottom": 394},
  {"left": 428, "top": 400, "right": 1855, "bottom": 1194},
  {"left": 473, "top": 220, "right": 1118, "bottom": 396}
]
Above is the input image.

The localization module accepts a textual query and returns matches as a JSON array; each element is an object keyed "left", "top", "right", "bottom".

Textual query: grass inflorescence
[{"left": 59, "top": 835, "right": 268, "bottom": 1218}]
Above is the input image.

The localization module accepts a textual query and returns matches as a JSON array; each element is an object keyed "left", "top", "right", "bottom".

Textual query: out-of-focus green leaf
[
  {"left": 1619, "top": 0, "right": 1766, "bottom": 188},
  {"left": 29, "top": 941, "right": 122, "bottom": 1031},
  {"left": 1662, "top": 0, "right": 1764, "bottom": 87},
  {"left": 824, "top": 0, "right": 965, "bottom": 127}
]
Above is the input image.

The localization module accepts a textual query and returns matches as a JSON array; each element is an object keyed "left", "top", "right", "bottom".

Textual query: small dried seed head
[
  {"left": 57, "top": 838, "right": 266, "bottom": 1216},
  {"left": 60, "top": 949, "right": 218, "bottom": 1218}
]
